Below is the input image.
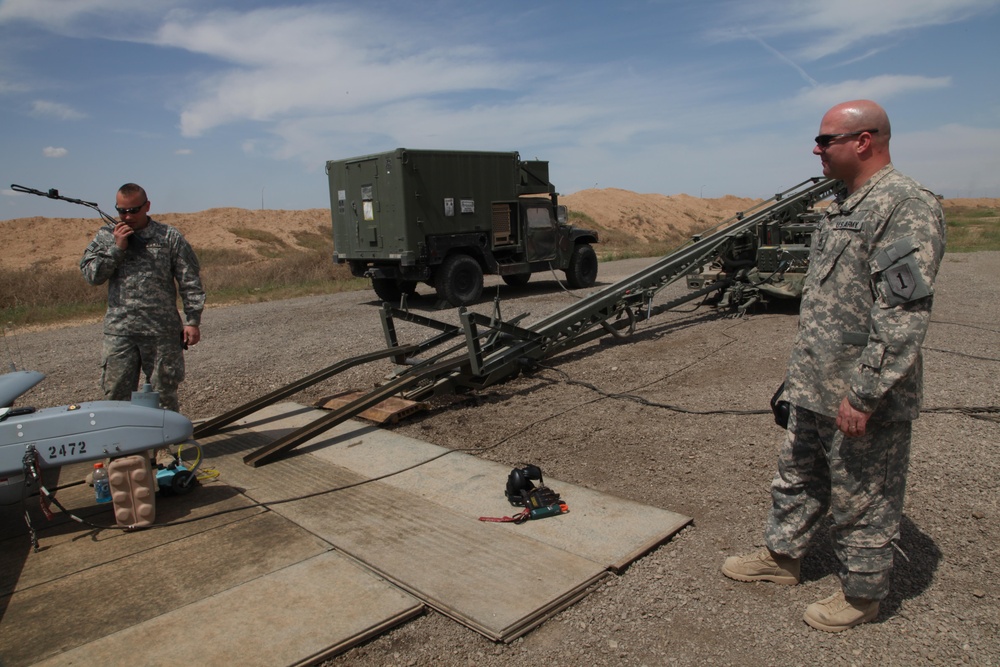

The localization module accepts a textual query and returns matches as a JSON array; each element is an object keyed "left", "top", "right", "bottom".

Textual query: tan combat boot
[
  {"left": 721, "top": 548, "right": 800, "bottom": 585},
  {"left": 803, "top": 590, "right": 879, "bottom": 632},
  {"left": 153, "top": 447, "right": 176, "bottom": 468}
]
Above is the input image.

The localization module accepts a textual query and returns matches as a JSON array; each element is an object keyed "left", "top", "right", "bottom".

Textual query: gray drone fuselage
[{"left": 0, "top": 371, "right": 194, "bottom": 505}]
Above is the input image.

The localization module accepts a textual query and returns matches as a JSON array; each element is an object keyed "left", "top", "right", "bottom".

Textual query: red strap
[
  {"left": 28, "top": 450, "right": 55, "bottom": 521},
  {"left": 38, "top": 494, "right": 54, "bottom": 520},
  {"left": 478, "top": 509, "right": 529, "bottom": 524}
]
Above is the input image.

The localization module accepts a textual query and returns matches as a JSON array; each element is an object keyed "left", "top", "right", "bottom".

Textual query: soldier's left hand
[
  {"left": 836, "top": 397, "right": 872, "bottom": 438},
  {"left": 183, "top": 325, "right": 201, "bottom": 348}
]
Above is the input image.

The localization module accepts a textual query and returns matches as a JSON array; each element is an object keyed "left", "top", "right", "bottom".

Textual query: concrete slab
[
  {"left": 32, "top": 551, "right": 423, "bottom": 667},
  {"left": 1, "top": 400, "right": 689, "bottom": 663},
  {"left": 2, "top": 479, "right": 261, "bottom": 596},
  {"left": 0, "top": 459, "right": 422, "bottom": 667},
  {"left": 211, "top": 402, "right": 691, "bottom": 640},
  {"left": 201, "top": 426, "right": 609, "bottom": 641},
  {"left": 1, "top": 512, "right": 331, "bottom": 666},
  {"left": 235, "top": 402, "right": 691, "bottom": 572}
]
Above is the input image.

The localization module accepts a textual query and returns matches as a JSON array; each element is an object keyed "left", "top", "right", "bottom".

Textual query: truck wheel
[
  {"left": 566, "top": 244, "right": 598, "bottom": 288},
  {"left": 372, "top": 278, "right": 416, "bottom": 303},
  {"left": 502, "top": 273, "right": 530, "bottom": 287},
  {"left": 436, "top": 254, "right": 483, "bottom": 306}
]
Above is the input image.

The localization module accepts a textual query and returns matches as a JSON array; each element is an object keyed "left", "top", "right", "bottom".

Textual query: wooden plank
[{"left": 314, "top": 390, "right": 428, "bottom": 424}]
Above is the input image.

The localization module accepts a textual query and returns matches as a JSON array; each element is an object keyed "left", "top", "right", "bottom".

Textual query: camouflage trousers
[
  {"left": 765, "top": 404, "right": 911, "bottom": 600},
  {"left": 101, "top": 334, "right": 185, "bottom": 413}
]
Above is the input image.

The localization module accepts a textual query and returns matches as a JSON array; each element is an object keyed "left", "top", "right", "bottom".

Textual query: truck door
[
  {"left": 524, "top": 204, "right": 557, "bottom": 262},
  {"left": 355, "top": 158, "right": 381, "bottom": 249}
]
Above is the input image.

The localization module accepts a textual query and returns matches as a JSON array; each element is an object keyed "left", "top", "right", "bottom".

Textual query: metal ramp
[{"left": 193, "top": 177, "right": 841, "bottom": 466}]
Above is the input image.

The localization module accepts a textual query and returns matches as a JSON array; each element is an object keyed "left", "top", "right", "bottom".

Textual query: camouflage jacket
[
  {"left": 80, "top": 218, "right": 205, "bottom": 337},
  {"left": 785, "top": 165, "right": 946, "bottom": 421}
]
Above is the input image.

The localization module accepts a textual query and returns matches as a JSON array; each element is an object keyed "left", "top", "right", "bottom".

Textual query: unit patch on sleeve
[
  {"left": 886, "top": 262, "right": 916, "bottom": 301},
  {"left": 878, "top": 254, "right": 932, "bottom": 306}
]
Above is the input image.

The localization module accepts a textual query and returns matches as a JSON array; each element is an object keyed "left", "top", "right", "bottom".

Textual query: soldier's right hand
[{"left": 113, "top": 222, "right": 133, "bottom": 250}]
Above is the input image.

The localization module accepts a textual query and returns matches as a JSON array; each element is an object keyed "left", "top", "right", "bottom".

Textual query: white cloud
[
  {"left": 255, "top": 65, "right": 697, "bottom": 173},
  {"left": 790, "top": 74, "right": 952, "bottom": 111},
  {"left": 0, "top": 0, "right": 179, "bottom": 35},
  {"left": 175, "top": 148, "right": 193, "bottom": 155},
  {"left": 31, "top": 99, "right": 86, "bottom": 120},
  {"left": 155, "top": 7, "right": 369, "bottom": 67},
  {"left": 713, "top": 0, "right": 999, "bottom": 60},
  {"left": 0, "top": 0, "right": 112, "bottom": 23},
  {"left": 154, "top": 7, "right": 532, "bottom": 137},
  {"left": 42, "top": 146, "right": 68, "bottom": 157},
  {"left": 0, "top": 79, "right": 30, "bottom": 94}
]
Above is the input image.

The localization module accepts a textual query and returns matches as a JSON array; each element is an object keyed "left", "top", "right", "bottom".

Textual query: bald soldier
[{"left": 722, "top": 101, "right": 946, "bottom": 632}]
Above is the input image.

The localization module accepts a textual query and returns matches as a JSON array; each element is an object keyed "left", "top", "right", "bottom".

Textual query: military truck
[{"left": 326, "top": 149, "right": 600, "bottom": 306}]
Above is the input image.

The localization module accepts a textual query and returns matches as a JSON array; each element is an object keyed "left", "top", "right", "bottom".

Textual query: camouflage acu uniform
[
  {"left": 767, "top": 165, "right": 945, "bottom": 600},
  {"left": 80, "top": 218, "right": 205, "bottom": 413}
]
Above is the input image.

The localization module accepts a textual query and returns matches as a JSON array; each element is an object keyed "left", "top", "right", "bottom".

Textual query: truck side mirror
[{"left": 556, "top": 205, "right": 568, "bottom": 225}]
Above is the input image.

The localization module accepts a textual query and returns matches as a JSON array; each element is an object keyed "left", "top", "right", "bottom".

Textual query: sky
[{"left": 1, "top": 0, "right": 999, "bottom": 221}]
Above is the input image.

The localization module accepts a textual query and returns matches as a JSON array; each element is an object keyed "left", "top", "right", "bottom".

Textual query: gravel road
[{"left": 10, "top": 254, "right": 999, "bottom": 666}]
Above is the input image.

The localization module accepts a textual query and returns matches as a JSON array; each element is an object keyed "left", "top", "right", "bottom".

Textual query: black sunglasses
[
  {"left": 814, "top": 129, "right": 878, "bottom": 148},
  {"left": 116, "top": 201, "right": 148, "bottom": 215}
]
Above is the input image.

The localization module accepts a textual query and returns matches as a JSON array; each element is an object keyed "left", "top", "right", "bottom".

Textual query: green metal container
[{"left": 326, "top": 148, "right": 598, "bottom": 307}]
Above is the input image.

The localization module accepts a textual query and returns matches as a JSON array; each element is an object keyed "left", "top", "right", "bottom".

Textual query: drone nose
[{"left": 162, "top": 409, "right": 194, "bottom": 444}]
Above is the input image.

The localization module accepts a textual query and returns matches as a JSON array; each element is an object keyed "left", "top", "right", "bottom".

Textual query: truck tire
[
  {"left": 502, "top": 273, "right": 531, "bottom": 287},
  {"left": 371, "top": 278, "right": 416, "bottom": 303},
  {"left": 565, "top": 243, "right": 598, "bottom": 289},
  {"left": 435, "top": 254, "right": 483, "bottom": 306}
]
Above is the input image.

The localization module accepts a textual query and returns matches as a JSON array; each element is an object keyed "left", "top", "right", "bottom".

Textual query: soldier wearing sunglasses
[
  {"left": 723, "top": 100, "right": 946, "bottom": 632},
  {"left": 80, "top": 183, "right": 205, "bottom": 440}
]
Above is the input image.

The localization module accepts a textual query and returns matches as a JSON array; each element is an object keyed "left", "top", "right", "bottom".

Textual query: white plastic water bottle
[{"left": 93, "top": 462, "right": 112, "bottom": 504}]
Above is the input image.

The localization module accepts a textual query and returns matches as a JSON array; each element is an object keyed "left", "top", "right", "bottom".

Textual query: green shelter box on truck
[{"left": 327, "top": 148, "right": 599, "bottom": 306}]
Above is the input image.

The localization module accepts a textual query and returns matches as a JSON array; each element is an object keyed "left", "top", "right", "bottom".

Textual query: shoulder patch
[
  {"left": 876, "top": 252, "right": 932, "bottom": 306},
  {"left": 885, "top": 262, "right": 917, "bottom": 301}
]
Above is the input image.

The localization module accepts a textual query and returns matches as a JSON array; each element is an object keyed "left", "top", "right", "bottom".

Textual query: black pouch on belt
[{"left": 770, "top": 382, "right": 790, "bottom": 430}]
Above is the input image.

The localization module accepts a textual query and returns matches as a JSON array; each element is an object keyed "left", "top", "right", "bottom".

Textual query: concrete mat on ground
[
  {"left": 32, "top": 551, "right": 423, "bottom": 667},
  {"left": 0, "top": 464, "right": 421, "bottom": 667},
  {"left": 204, "top": 402, "right": 691, "bottom": 641}
]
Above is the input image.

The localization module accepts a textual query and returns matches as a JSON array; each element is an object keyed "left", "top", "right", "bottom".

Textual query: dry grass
[
  {"left": 1, "top": 267, "right": 107, "bottom": 325},
  {"left": 2, "top": 201, "right": 995, "bottom": 329},
  {"left": 0, "top": 239, "right": 365, "bottom": 328},
  {"left": 945, "top": 205, "right": 1000, "bottom": 252}
]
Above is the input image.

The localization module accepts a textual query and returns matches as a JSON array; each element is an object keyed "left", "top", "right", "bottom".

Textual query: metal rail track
[{"left": 214, "top": 177, "right": 839, "bottom": 466}]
